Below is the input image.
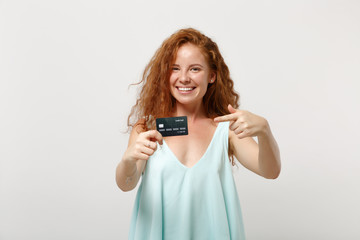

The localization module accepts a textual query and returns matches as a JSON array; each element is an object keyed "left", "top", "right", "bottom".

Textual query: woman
[{"left": 116, "top": 28, "right": 281, "bottom": 239}]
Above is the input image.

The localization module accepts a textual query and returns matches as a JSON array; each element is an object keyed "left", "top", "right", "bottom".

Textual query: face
[{"left": 169, "top": 43, "right": 215, "bottom": 108}]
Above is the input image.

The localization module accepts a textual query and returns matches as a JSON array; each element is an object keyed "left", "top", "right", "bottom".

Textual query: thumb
[{"left": 228, "top": 104, "right": 237, "bottom": 114}]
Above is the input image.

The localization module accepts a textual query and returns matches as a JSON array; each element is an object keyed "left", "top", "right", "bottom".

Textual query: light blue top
[{"left": 129, "top": 121, "right": 245, "bottom": 240}]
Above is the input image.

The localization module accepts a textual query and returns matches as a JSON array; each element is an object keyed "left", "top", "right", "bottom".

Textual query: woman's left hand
[{"left": 214, "top": 104, "right": 269, "bottom": 139}]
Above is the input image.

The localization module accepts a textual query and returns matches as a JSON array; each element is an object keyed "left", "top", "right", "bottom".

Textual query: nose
[{"left": 179, "top": 70, "right": 190, "bottom": 84}]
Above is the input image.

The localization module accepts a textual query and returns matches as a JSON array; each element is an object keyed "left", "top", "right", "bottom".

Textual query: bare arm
[
  {"left": 215, "top": 105, "right": 281, "bottom": 179},
  {"left": 229, "top": 122, "right": 281, "bottom": 179},
  {"left": 116, "top": 125, "right": 163, "bottom": 192}
]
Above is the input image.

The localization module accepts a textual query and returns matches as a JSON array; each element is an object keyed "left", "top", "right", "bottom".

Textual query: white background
[{"left": 1, "top": 0, "right": 359, "bottom": 239}]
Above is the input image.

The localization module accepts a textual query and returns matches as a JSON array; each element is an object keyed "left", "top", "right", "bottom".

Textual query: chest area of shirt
[{"left": 164, "top": 124, "right": 218, "bottom": 168}]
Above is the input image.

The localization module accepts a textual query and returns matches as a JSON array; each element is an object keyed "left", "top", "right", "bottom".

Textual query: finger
[
  {"left": 236, "top": 129, "right": 250, "bottom": 139},
  {"left": 135, "top": 152, "right": 151, "bottom": 161},
  {"left": 233, "top": 126, "right": 243, "bottom": 135},
  {"left": 141, "top": 146, "right": 155, "bottom": 156},
  {"left": 229, "top": 120, "right": 237, "bottom": 131},
  {"left": 214, "top": 113, "right": 237, "bottom": 123},
  {"left": 145, "top": 140, "right": 157, "bottom": 150},
  {"left": 147, "top": 130, "right": 163, "bottom": 145},
  {"left": 229, "top": 119, "right": 245, "bottom": 132},
  {"left": 143, "top": 140, "right": 158, "bottom": 152},
  {"left": 228, "top": 104, "right": 237, "bottom": 114}
]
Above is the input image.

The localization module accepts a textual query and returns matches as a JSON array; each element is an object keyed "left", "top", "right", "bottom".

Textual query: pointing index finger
[{"left": 214, "top": 113, "right": 237, "bottom": 123}]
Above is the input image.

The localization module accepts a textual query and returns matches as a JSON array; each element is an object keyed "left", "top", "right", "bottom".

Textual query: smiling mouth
[{"left": 176, "top": 87, "right": 196, "bottom": 92}]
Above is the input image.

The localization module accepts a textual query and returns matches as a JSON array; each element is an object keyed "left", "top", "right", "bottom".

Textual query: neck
[{"left": 173, "top": 102, "right": 207, "bottom": 124}]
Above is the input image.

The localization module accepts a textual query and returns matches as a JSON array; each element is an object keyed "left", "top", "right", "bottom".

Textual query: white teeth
[{"left": 178, "top": 87, "right": 194, "bottom": 91}]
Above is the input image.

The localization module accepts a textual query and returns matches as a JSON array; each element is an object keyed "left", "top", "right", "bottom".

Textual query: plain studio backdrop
[{"left": 1, "top": 0, "right": 359, "bottom": 239}]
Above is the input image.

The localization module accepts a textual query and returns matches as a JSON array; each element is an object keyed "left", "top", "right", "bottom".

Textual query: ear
[{"left": 209, "top": 72, "right": 216, "bottom": 84}]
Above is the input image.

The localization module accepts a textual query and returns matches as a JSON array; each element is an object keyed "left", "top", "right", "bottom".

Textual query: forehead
[{"left": 174, "top": 43, "right": 207, "bottom": 63}]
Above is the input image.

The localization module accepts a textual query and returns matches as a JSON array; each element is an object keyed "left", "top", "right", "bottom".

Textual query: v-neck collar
[{"left": 162, "top": 122, "right": 223, "bottom": 170}]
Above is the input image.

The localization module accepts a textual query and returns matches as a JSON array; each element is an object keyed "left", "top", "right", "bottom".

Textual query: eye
[
  {"left": 191, "top": 67, "right": 200, "bottom": 72},
  {"left": 172, "top": 66, "right": 180, "bottom": 71}
]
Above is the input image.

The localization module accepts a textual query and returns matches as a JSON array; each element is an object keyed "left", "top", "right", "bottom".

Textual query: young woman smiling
[{"left": 116, "top": 28, "right": 281, "bottom": 240}]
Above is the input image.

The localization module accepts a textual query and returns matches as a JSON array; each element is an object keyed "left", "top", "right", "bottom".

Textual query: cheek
[
  {"left": 169, "top": 77, "right": 176, "bottom": 95},
  {"left": 198, "top": 74, "right": 210, "bottom": 87},
  {"left": 169, "top": 74, "right": 176, "bottom": 85}
]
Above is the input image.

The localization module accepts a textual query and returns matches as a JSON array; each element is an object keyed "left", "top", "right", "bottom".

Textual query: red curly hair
[{"left": 127, "top": 28, "right": 240, "bottom": 164}]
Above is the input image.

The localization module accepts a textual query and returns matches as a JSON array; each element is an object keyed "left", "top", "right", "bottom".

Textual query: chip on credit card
[{"left": 156, "top": 116, "right": 188, "bottom": 137}]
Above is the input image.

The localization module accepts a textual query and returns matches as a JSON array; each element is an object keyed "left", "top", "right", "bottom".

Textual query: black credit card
[{"left": 156, "top": 116, "right": 188, "bottom": 137}]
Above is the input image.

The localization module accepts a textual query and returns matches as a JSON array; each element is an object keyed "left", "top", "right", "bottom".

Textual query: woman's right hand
[{"left": 123, "top": 130, "right": 163, "bottom": 164}]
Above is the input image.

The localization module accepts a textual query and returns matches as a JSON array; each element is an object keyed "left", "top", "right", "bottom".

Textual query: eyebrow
[{"left": 172, "top": 63, "right": 204, "bottom": 67}]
